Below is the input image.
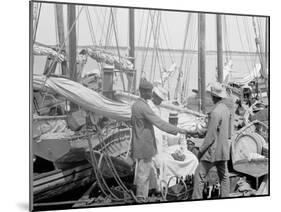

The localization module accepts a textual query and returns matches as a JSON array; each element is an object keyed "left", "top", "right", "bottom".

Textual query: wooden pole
[
  {"left": 265, "top": 17, "right": 269, "bottom": 96},
  {"left": 198, "top": 13, "right": 206, "bottom": 114},
  {"left": 67, "top": 4, "right": 77, "bottom": 80},
  {"left": 265, "top": 17, "right": 268, "bottom": 71},
  {"left": 216, "top": 14, "right": 223, "bottom": 83},
  {"left": 55, "top": 4, "right": 67, "bottom": 75},
  {"left": 67, "top": 4, "right": 78, "bottom": 111},
  {"left": 29, "top": 3, "right": 34, "bottom": 211},
  {"left": 128, "top": 8, "right": 136, "bottom": 93}
]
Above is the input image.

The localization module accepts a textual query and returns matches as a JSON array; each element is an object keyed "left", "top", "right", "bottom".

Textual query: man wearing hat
[
  {"left": 131, "top": 78, "right": 189, "bottom": 201},
  {"left": 192, "top": 82, "right": 231, "bottom": 199},
  {"left": 147, "top": 86, "right": 168, "bottom": 191}
]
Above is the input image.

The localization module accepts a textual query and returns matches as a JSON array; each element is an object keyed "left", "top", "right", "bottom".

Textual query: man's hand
[
  {"left": 178, "top": 128, "right": 199, "bottom": 138},
  {"left": 178, "top": 128, "right": 188, "bottom": 135}
]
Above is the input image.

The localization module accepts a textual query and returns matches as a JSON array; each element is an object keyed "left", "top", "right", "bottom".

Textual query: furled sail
[
  {"left": 33, "top": 75, "right": 131, "bottom": 121},
  {"left": 87, "top": 47, "right": 134, "bottom": 71},
  {"left": 33, "top": 43, "right": 65, "bottom": 62}
]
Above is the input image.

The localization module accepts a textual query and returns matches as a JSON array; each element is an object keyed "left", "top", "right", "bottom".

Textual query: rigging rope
[
  {"left": 95, "top": 122, "right": 140, "bottom": 203},
  {"left": 86, "top": 129, "right": 122, "bottom": 200},
  {"left": 94, "top": 7, "right": 107, "bottom": 46},
  {"left": 235, "top": 16, "right": 251, "bottom": 73},
  {"left": 182, "top": 16, "right": 197, "bottom": 102},
  {"left": 162, "top": 13, "right": 176, "bottom": 63},
  {"left": 139, "top": 12, "right": 151, "bottom": 78},
  {"left": 152, "top": 11, "right": 162, "bottom": 82},
  {"left": 222, "top": 16, "right": 231, "bottom": 60},
  {"left": 183, "top": 17, "right": 197, "bottom": 101},
  {"left": 252, "top": 17, "right": 267, "bottom": 79},
  {"left": 54, "top": 5, "right": 59, "bottom": 47},
  {"left": 174, "top": 13, "right": 192, "bottom": 101},
  {"left": 137, "top": 10, "right": 145, "bottom": 48},
  {"left": 140, "top": 11, "right": 156, "bottom": 78},
  {"left": 85, "top": 6, "right": 97, "bottom": 46},
  {"left": 105, "top": 9, "right": 113, "bottom": 48},
  {"left": 40, "top": 6, "right": 84, "bottom": 93},
  {"left": 243, "top": 17, "right": 256, "bottom": 69},
  {"left": 110, "top": 8, "right": 126, "bottom": 91},
  {"left": 149, "top": 11, "right": 158, "bottom": 81},
  {"left": 33, "top": 3, "right": 42, "bottom": 43}
]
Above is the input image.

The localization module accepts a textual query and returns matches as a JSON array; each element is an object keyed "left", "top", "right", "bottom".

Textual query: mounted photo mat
[{"left": 30, "top": 0, "right": 269, "bottom": 211}]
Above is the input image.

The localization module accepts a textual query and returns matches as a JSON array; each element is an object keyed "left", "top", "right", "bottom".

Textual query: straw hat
[
  {"left": 153, "top": 87, "right": 167, "bottom": 101},
  {"left": 207, "top": 82, "right": 228, "bottom": 99}
]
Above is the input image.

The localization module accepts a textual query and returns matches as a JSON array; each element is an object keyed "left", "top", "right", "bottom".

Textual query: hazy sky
[{"left": 34, "top": 2, "right": 267, "bottom": 52}]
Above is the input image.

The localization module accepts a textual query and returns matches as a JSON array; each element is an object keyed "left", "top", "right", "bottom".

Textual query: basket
[{"left": 165, "top": 176, "right": 192, "bottom": 201}]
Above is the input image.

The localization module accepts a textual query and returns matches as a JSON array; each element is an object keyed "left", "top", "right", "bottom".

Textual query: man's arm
[
  {"left": 141, "top": 103, "right": 182, "bottom": 135},
  {"left": 199, "top": 111, "right": 220, "bottom": 155}
]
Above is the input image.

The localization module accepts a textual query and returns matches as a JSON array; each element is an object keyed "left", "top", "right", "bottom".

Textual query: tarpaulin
[{"left": 33, "top": 75, "right": 132, "bottom": 121}]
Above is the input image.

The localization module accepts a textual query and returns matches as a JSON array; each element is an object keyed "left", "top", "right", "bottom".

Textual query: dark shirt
[{"left": 131, "top": 98, "right": 180, "bottom": 160}]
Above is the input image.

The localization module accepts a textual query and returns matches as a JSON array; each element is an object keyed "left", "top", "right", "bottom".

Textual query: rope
[
  {"left": 137, "top": 10, "right": 145, "bottom": 48},
  {"left": 222, "top": 16, "right": 231, "bottom": 60},
  {"left": 104, "top": 8, "right": 113, "bottom": 48},
  {"left": 140, "top": 11, "right": 155, "bottom": 77},
  {"left": 39, "top": 6, "right": 84, "bottom": 109},
  {"left": 152, "top": 12, "right": 162, "bottom": 82},
  {"left": 110, "top": 8, "right": 126, "bottom": 91},
  {"left": 183, "top": 19, "right": 197, "bottom": 101},
  {"left": 252, "top": 17, "right": 266, "bottom": 78},
  {"left": 149, "top": 11, "right": 158, "bottom": 81},
  {"left": 33, "top": 3, "right": 42, "bottom": 43},
  {"left": 95, "top": 122, "right": 140, "bottom": 203},
  {"left": 93, "top": 7, "right": 106, "bottom": 46},
  {"left": 174, "top": 13, "right": 192, "bottom": 101},
  {"left": 85, "top": 120, "right": 126, "bottom": 201},
  {"left": 54, "top": 5, "right": 59, "bottom": 47},
  {"left": 235, "top": 16, "right": 251, "bottom": 73},
  {"left": 43, "top": 6, "right": 84, "bottom": 78},
  {"left": 162, "top": 13, "right": 176, "bottom": 62},
  {"left": 85, "top": 7, "right": 97, "bottom": 46},
  {"left": 85, "top": 131, "right": 112, "bottom": 199},
  {"left": 244, "top": 17, "right": 257, "bottom": 69}
]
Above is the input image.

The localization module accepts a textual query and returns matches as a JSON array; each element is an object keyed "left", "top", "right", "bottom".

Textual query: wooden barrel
[
  {"left": 231, "top": 129, "right": 268, "bottom": 177},
  {"left": 232, "top": 132, "right": 264, "bottom": 163}
]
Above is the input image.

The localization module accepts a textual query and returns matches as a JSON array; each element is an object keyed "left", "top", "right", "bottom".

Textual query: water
[{"left": 33, "top": 49, "right": 259, "bottom": 98}]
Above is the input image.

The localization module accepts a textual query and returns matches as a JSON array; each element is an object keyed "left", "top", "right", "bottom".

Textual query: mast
[
  {"left": 67, "top": 4, "right": 77, "bottom": 80},
  {"left": 67, "top": 4, "right": 77, "bottom": 111},
  {"left": 265, "top": 17, "right": 269, "bottom": 96},
  {"left": 252, "top": 17, "right": 266, "bottom": 79},
  {"left": 55, "top": 4, "right": 67, "bottom": 75},
  {"left": 30, "top": 2, "right": 34, "bottom": 211},
  {"left": 265, "top": 17, "right": 268, "bottom": 71},
  {"left": 216, "top": 14, "right": 223, "bottom": 83},
  {"left": 198, "top": 13, "right": 206, "bottom": 113},
  {"left": 128, "top": 8, "right": 135, "bottom": 93}
]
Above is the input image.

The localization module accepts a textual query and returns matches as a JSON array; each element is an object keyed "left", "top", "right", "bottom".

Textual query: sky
[{"left": 34, "top": 2, "right": 268, "bottom": 52}]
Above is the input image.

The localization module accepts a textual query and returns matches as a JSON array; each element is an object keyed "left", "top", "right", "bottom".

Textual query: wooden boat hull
[
  {"left": 33, "top": 162, "right": 93, "bottom": 202},
  {"left": 33, "top": 122, "right": 133, "bottom": 202}
]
